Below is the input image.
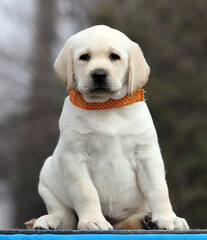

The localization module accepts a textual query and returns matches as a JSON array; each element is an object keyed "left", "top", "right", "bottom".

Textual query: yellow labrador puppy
[{"left": 31, "top": 25, "right": 189, "bottom": 230}]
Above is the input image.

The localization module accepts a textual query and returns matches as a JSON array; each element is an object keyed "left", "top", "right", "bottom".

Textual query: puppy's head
[{"left": 54, "top": 25, "right": 150, "bottom": 102}]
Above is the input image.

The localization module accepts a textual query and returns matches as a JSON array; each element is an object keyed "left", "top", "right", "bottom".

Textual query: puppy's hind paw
[{"left": 141, "top": 215, "right": 158, "bottom": 230}]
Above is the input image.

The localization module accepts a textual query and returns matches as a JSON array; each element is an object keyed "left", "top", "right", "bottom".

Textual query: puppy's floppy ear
[
  {"left": 54, "top": 38, "right": 74, "bottom": 92},
  {"left": 128, "top": 42, "right": 150, "bottom": 96}
]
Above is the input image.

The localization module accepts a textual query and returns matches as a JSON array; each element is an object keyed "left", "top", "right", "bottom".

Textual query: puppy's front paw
[
  {"left": 33, "top": 214, "right": 62, "bottom": 230},
  {"left": 78, "top": 219, "right": 113, "bottom": 230},
  {"left": 153, "top": 215, "right": 189, "bottom": 230}
]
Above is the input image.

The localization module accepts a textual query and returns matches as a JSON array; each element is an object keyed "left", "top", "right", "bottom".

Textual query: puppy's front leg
[
  {"left": 63, "top": 152, "right": 112, "bottom": 230},
  {"left": 135, "top": 143, "right": 189, "bottom": 230}
]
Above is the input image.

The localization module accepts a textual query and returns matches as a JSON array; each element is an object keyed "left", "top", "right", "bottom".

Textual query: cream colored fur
[{"left": 33, "top": 25, "right": 189, "bottom": 230}]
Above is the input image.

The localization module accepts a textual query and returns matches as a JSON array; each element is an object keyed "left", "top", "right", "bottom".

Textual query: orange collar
[{"left": 69, "top": 88, "right": 145, "bottom": 110}]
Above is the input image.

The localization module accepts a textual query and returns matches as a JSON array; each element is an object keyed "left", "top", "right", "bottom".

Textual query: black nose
[{"left": 91, "top": 69, "right": 108, "bottom": 82}]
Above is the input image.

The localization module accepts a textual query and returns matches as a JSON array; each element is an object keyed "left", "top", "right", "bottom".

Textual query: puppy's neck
[{"left": 69, "top": 88, "right": 145, "bottom": 110}]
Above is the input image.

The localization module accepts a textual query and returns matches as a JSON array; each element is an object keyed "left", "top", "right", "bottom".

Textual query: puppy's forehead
[{"left": 72, "top": 26, "right": 131, "bottom": 55}]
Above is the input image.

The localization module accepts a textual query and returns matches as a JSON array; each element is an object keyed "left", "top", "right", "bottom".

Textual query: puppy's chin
[
  {"left": 82, "top": 91, "right": 112, "bottom": 103},
  {"left": 82, "top": 91, "right": 128, "bottom": 104}
]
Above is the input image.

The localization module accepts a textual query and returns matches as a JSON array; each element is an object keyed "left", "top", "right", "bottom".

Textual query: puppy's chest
[
  {"left": 87, "top": 132, "right": 137, "bottom": 169},
  {"left": 84, "top": 111, "right": 139, "bottom": 179},
  {"left": 88, "top": 133, "right": 138, "bottom": 187}
]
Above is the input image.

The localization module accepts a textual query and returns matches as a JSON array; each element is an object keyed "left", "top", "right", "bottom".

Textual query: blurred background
[{"left": 0, "top": 0, "right": 206, "bottom": 229}]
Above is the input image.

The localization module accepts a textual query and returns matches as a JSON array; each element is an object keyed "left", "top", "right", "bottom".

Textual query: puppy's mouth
[
  {"left": 79, "top": 85, "right": 122, "bottom": 103},
  {"left": 87, "top": 86, "right": 112, "bottom": 97},
  {"left": 90, "top": 87, "right": 110, "bottom": 94}
]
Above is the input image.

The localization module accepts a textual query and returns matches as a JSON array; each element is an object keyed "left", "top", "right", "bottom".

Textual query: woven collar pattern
[{"left": 69, "top": 88, "right": 145, "bottom": 110}]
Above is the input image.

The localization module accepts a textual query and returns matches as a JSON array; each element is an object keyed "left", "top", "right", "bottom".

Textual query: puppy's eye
[
  {"left": 109, "top": 53, "right": 120, "bottom": 61},
  {"left": 79, "top": 54, "right": 90, "bottom": 61}
]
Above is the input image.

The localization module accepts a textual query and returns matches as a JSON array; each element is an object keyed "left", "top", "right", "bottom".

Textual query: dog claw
[
  {"left": 49, "top": 227, "right": 55, "bottom": 230},
  {"left": 35, "top": 227, "right": 47, "bottom": 230}
]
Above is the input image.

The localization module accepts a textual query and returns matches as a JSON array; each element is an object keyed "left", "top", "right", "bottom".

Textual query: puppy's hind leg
[
  {"left": 113, "top": 211, "right": 158, "bottom": 230},
  {"left": 33, "top": 182, "right": 77, "bottom": 230}
]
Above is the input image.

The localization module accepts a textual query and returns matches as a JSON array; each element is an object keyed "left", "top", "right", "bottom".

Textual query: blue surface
[
  {"left": 0, "top": 230, "right": 207, "bottom": 240},
  {"left": 0, "top": 234, "right": 207, "bottom": 240}
]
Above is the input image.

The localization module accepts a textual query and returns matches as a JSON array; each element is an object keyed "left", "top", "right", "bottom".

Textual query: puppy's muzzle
[{"left": 90, "top": 69, "right": 109, "bottom": 93}]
